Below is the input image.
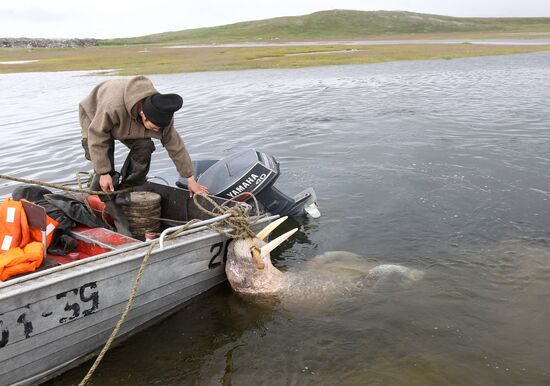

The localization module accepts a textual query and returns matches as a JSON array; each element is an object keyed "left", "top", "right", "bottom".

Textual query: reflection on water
[{"left": 3, "top": 52, "right": 550, "bottom": 385}]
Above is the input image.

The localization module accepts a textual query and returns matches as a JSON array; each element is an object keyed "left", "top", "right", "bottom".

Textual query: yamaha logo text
[{"left": 227, "top": 173, "right": 268, "bottom": 198}]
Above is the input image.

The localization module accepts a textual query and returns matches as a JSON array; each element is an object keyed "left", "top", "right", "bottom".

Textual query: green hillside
[{"left": 101, "top": 10, "right": 550, "bottom": 45}]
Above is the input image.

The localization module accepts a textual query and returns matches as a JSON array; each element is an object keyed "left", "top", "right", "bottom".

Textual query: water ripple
[{"left": 5, "top": 53, "right": 550, "bottom": 385}]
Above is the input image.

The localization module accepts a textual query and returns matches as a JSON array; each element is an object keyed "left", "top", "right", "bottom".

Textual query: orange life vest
[
  {"left": 0, "top": 198, "right": 58, "bottom": 281},
  {"left": 0, "top": 242, "right": 44, "bottom": 281},
  {"left": 0, "top": 198, "right": 31, "bottom": 251}
]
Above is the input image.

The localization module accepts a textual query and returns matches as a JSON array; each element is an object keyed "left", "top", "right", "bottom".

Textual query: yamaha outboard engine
[{"left": 176, "top": 149, "right": 320, "bottom": 218}]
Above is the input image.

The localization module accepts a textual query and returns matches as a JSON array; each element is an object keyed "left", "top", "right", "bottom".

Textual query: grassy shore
[
  {"left": 2, "top": 10, "right": 550, "bottom": 75},
  {"left": 1, "top": 40, "right": 550, "bottom": 75}
]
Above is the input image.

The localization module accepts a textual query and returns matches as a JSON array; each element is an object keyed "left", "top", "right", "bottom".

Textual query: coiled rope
[{"left": 195, "top": 192, "right": 261, "bottom": 239}]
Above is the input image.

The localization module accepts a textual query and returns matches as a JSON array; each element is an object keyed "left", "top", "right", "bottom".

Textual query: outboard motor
[{"left": 176, "top": 149, "right": 320, "bottom": 218}]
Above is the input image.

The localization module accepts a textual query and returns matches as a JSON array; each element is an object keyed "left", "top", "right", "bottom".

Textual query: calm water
[{"left": 2, "top": 52, "right": 550, "bottom": 385}]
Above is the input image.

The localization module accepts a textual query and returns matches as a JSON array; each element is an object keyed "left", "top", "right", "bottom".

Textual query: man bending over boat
[{"left": 79, "top": 76, "right": 208, "bottom": 234}]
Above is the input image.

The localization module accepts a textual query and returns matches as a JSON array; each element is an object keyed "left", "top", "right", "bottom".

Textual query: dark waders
[{"left": 82, "top": 138, "right": 156, "bottom": 236}]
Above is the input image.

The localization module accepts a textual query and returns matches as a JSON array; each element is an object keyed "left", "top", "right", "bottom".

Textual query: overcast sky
[{"left": 2, "top": 0, "right": 550, "bottom": 39}]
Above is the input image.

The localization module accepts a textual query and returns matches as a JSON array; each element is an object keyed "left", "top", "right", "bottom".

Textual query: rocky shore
[{"left": 0, "top": 38, "right": 98, "bottom": 49}]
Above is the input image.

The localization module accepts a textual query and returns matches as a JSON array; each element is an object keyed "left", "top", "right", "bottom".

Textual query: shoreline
[{"left": 1, "top": 38, "right": 550, "bottom": 75}]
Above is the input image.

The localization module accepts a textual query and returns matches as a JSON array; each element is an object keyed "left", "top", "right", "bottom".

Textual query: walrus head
[{"left": 226, "top": 217, "right": 296, "bottom": 294}]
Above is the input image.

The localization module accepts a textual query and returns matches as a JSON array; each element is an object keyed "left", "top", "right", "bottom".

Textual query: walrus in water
[
  {"left": 225, "top": 217, "right": 424, "bottom": 295},
  {"left": 225, "top": 217, "right": 293, "bottom": 294}
]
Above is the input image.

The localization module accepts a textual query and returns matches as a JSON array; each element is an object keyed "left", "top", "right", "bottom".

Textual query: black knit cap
[{"left": 142, "top": 93, "right": 183, "bottom": 128}]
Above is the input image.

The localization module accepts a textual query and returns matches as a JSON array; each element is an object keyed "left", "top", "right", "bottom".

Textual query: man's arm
[
  {"left": 161, "top": 124, "right": 208, "bottom": 196},
  {"left": 87, "top": 108, "right": 116, "bottom": 192},
  {"left": 160, "top": 123, "right": 193, "bottom": 177}
]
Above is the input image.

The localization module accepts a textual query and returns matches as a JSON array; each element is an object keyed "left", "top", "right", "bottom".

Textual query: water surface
[
  {"left": 2, "top": 52, "right": 550, "bottom": 385},
  {"left": 166, "top": 38, "right": 550, "bottom": 48}
]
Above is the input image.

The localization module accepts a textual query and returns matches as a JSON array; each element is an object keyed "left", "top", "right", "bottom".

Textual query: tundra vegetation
[{"left": 1, "top": 10, "right": 550, "bottom": 75}]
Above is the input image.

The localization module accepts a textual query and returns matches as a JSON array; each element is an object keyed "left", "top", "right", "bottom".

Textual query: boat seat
[
  {"left": 37, "top": 256, "right": 62, "bottom": 270},
  {"left": 21, "top": 200, "right": 51, "bottom": 258},
  {"left": 69, "top": 226, "right": 140, "bottom": 250}
]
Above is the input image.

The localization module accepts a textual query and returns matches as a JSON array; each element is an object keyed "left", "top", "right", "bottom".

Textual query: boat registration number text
[{"left": 0, "top": 282, "right": 99, "bottom": 349}]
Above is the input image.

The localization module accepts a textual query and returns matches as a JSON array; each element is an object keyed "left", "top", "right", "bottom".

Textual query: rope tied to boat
[
  {"left": 0, "top": 173, "right": 131, "bottom": 196},
  {"left": 193, "top": 192, "right": 262, "bottom": 239},
  {"left": 0, "top": 172, "right": 261, "bottom": 241},
  {"left": 1, "top": 172, "right": 262, "bottom": 385},
  {"left": 79, "top": 192, "right": 261, "bottom": 385}
]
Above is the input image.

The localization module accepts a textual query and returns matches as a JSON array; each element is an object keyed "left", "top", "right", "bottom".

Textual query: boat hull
[{"left": 0, "top": 219, "right": 273, "bottom": 385}]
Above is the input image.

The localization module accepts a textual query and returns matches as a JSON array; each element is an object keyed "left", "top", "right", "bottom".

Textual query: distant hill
[{"left": 101, "top": 10, "right": 550, "bottom": 45}]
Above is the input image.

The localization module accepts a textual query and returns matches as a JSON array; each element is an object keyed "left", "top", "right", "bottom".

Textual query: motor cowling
[{"left": 176, "top": 149, "right": 320, "bottom": 218}]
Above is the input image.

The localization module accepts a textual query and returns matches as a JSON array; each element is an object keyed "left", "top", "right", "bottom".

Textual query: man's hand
[
  {"left": 99, "top": 174, "right": 114, "bottom": 193},
  {"left": 187, "top": 176, "right": 209, "bottom": 197}
]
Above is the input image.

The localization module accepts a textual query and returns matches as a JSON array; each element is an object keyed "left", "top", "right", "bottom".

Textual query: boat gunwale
[{"left": 0, "top": 215, "right": 277, "bottom": 294}]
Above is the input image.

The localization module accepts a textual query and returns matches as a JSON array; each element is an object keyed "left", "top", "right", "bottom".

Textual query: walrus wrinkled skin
[{"left": 226, "top": 238, "right": 286, "bottom": 294}]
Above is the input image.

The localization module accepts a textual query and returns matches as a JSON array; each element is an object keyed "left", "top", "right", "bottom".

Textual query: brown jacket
[{"left": 79, "top": 76, "right": 194, "bottom": 177}]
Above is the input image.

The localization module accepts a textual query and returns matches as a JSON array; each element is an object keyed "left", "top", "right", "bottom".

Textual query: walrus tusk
[
  {"left": 256, "top": 216, "right": 288, "bottom": 240},
  {"left": 260, "top": 228, "right": 298, "bottom": 257}
]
